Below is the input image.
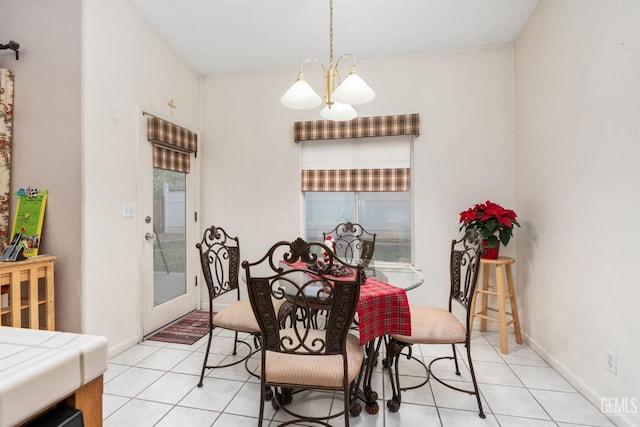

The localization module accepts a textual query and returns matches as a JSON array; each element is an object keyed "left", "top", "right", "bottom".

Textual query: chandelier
[{"left": 280, "top": 0, "right": 375, "bottom": 121}]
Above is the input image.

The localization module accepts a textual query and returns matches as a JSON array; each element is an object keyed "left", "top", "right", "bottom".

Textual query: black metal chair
[
  {"left": 385, "top": 227, "right": 486, "bottom": 418},
  {"left": 242, "top": 237, "right": 365, "bottom": 426},
  {"left": 323, "top": 222, "right": 376, "bottom": 267},
  {"left": 196, "top": 225, "right": 259, "bottom": 387}
]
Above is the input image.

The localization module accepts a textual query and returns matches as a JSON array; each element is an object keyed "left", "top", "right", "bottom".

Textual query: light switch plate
[{"left": 121, "top": 203, "right": 136, "bottom": 218}]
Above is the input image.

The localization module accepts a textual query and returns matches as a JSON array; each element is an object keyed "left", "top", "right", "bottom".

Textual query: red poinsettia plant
[{"left": 459, "top": 200, "right": 520, "bottom": 248}]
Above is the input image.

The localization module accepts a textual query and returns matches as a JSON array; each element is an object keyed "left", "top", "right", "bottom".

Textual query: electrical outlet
[{"left": 606, "top": 348, "right": 617, "bottom": 375}]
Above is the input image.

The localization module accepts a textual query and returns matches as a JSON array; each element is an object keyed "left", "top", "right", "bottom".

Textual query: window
[
  {"left": 297, "top": 114, "right": 419, "bottom": 265},
  {"left": 304, "top": 191, "right": 412, "bottom": 263}
]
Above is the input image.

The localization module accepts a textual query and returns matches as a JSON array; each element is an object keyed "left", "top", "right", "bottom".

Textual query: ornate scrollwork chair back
[
  {"left": 196, "top": 225, "right": 259, "bottom": 388},
  {"left": 242, "top": 237, "right": 366, "bottom": 426},
  {"left": 450, "top": 228, "right": 483, "bottom": 316},
  {"left": 323, "top": 221, "right": 376, "bottom": 267},
  {"left": 198, "top": 226, "right": 240, "bottom": 301},
  {"left": 385, "top": 227, "right": 486, "bottom": 418}
]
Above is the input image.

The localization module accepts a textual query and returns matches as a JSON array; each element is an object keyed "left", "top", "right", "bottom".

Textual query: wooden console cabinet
[{"left": 0, "top": 255, "right": 57, "bottom": 330}]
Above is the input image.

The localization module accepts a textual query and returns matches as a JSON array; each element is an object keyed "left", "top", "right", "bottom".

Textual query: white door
[{"left": 140, "top": 114, "right": 198, "bottom": 336}]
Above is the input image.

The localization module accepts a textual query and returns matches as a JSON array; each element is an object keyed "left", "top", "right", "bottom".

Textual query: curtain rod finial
[{"left": 0, "top": 40, "right": 20, "bottom": 60}]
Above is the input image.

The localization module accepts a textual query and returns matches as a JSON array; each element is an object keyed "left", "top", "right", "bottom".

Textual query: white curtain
[
  {"left": 0, "top": 69, "right": 14, "bottom": 251},
  {"left": 301, "top": 136, "right": 412, "bottom": 170},
  {"left": 300, "top": 135, "right": 414, "bottom": 192}
]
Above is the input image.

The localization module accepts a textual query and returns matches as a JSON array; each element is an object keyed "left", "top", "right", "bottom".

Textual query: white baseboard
[
  {"left": 108, "top": 334, "right": 141, "bottom": 359},
  {"left": 210, "top": 303, "right": 230, "bottom": 312},
  {"left": 525, "top": 333, "right": 637, "bottom": 427}
]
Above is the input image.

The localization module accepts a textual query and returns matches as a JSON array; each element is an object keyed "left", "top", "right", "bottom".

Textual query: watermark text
[{"left": 601, "top": 397, "right": 638, "bottom": 415}]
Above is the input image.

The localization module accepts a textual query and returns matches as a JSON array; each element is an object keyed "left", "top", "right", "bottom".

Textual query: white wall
[
  {"left": 83, "top": 0, "right": 200, "bottom": 352},
  {"left": 200, "top": 46, "right": 517, "bottom": 308},
  {"left": 1, "top": 0, "right": 200, "bottom": 352},
  {"left": 0, "top": 0, "right": 83, "bottom": 332},
  {"left": 515, "top": 1, "right": 640, "bottom": 425}
]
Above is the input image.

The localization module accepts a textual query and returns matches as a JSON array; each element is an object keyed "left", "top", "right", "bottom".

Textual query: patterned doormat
[{"left": 146, "top": 310, "right": 211, "bottom": 345}]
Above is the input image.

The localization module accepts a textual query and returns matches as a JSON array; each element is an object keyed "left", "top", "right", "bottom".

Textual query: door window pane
[{"left": 153, "top": 168, "right": 186, "bottom": 306}]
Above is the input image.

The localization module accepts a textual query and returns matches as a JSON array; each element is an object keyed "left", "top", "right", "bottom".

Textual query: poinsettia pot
[{"left": 481, "top": 240, "right": 500, "bottom": 259}]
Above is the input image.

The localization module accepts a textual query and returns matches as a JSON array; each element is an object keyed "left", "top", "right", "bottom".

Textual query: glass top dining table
[
  {"left": 363, "top": 262, "right": 424, "bottom": 291},
  {"left": 274, "top": 259, "right": 423, "bottom": 414},
  {"left": 274, "top": 260, "right": 423, "bottom": 306},
  {"left": 250, "top": 261, "right": 424, "bottom": 414}
]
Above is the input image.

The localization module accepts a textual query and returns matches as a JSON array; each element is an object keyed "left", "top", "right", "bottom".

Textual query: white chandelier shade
[
  {"left": 331, "top": 70, "right": 376, "bottom": 105},
  {"left": 280, "top": 75, "right": 323, "bottom": 110},
  {"left": 321, "top": 102, "right": 357, "bottom": 121}
]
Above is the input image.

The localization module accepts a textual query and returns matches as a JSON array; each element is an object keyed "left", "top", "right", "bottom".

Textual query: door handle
[{"left": 145, "top": 232, "right": 156, "bottom": 241}]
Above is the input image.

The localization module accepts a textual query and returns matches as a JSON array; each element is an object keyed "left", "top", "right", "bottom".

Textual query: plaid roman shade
[
  {"left": 301, "top": 168, "right": 410, "bottom": 192},
  {"left": 298, "top": 114, "right": 418, "bottom": 192},
  {"left": 147, "top": 116, "right": 198, "bottom": 173},
  {"left": 294, "top": 113, "right": 419, "bottom": 142}
]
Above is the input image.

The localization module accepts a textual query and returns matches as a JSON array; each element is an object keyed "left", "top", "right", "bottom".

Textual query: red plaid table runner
[
  {"left": 357, "top": 276, "right": 411, "bottom": 345},
  {"left": 283, "top": 260, "right": 411, "bottom": 345}
]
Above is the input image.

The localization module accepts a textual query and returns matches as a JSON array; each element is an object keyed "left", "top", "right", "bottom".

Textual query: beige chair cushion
[
  {"left": 390, "top": 305, "right": 466, "bottom": 344},
  {"left": 213, "top": 298, "right": 285, "bottom": 334},
  {"left": 213, "top": 300, "right": 259, "bottom": 333},
  {"left": 263, "top": 329, "right": 364, "bottom": 388}
]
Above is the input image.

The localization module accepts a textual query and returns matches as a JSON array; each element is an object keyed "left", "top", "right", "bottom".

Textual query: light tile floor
[{"left": 103, "top": 330, "right": 616, "bottom": 426}]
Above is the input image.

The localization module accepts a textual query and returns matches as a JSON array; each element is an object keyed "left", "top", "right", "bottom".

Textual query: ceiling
[{"left": 132, "top": 0, "right": 538, "bottom": 77}]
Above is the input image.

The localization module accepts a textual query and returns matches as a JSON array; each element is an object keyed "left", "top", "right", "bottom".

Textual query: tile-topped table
[{"left": 0, "top": 326, "right": 108, "bottom": 426}]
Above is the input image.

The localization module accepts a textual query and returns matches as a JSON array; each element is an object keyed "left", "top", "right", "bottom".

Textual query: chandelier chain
[{"left": 329, "top": 0, "right": 334, "bottom": 66}]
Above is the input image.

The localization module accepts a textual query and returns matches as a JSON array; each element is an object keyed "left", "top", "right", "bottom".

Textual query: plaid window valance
[
  {"left": 294, "top": 113, "right": 419, "bottom": 142},
  {"left": 147, "top": 116, "right": 198, "bottom": 173},
  {"left": 301, "top": 168, "right": 410, "bottom": 192}
]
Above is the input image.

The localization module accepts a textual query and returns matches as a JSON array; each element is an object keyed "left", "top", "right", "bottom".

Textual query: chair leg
[
  {"left": 451, "top": 343, "right": 461, "bottom": 376},
  {"left": 270, "top": 387, "right": 293, "bottom": 412},
  {"left": 257, "top": 379, "right": 266, "bottom": 426},
  {"left": 428, "top": 343, "right": 485, "bottom": 419},
  {"left": 344, "top": 383, "right": 351, "bottom": 427},
  {"left": 465, "top": 342, "right": 486, "bottom": 418},
  {"left": 232, "top": 330, "right": 239, "bottom": 355},
  {"left": 264, "top": 385, "right": 273, "bottom": 401},
  {"left": 198, "top": 325, "right": 253, "bottom": 387},
  {"left": 277, "top": 301, "right": 295, "bottom": 328},
  {"left": 198, "top": 326, "right": 214, "bottom": 387}
]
